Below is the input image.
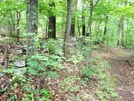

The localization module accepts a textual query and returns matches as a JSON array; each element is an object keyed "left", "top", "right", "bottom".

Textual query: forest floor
[
  {"left": 0, "top": 37, "right": 134, "bottom": 101},
  {"left": 98, "top": 46, "right": 134, "bottom": 101}
]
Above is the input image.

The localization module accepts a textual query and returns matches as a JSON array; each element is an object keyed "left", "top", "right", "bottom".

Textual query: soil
[{"left": 98, "top": 47, "right": 134, "bottom": 101}]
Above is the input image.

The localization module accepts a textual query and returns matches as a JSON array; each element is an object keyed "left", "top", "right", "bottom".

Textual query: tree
[
  {"left": 82, "top": 1, "right": 86, "bottom": 36},
  {"left": 85, "top": 0, "right": 101, "bottom": 39},
  {"left": 48, "top": 1, "right": 56, "bottom": 39},
  {"left": 0, "top": 0, "right": 25, "bottom": 41},
  {"left": 70, "top": 0, "right": 78, "bottom": 37},
  {"left": 26, "top": 0, "right": 38, "bottom": 57},
  {"left": 115, "top": 0, "right": 127, "bottom": 47},
  {"left": 64, "top": 0, "right": 72, "bottom": 57},
  {"left": 103, "top": 15, "right": 108, "bottom": 43}
]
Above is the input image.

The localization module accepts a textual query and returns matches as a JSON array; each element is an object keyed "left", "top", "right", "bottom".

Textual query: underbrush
[
  {"left": 0, "top": 37, "right": 119, "bottom": 101},
  {"left": 65, "top": 38, "right": 119, "bottom": 101}
]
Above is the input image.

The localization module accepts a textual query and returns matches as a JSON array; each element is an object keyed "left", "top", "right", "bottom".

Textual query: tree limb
[
  {"left": 0, "top": 13, "right": 8, "bottom": 23},
  {"left": 93, "top": 0, "right": 101, "bottom": 9}
]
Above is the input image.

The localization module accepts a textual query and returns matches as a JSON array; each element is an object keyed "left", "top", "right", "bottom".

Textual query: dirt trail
[{"left": 99, "top": 48, "right": 134, "bottom": 101}]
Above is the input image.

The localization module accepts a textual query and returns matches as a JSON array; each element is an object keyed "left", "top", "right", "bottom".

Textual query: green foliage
[
  {"left": 22, "top": 93, "right": 34, "bottom": 101},
  {"left": 43, "top": 38, "right": 63, "bottom": 54},
  {"left": 1, "top": 0, "right": 133, "bottom": 100},
  {"left": 28, "top": 54, "right": 64, "bottom": 70},
  {"left": 69, "top": 41, "right": 118, "bottom": 100},
  {"left": 0, "top": 73, "right": 3, "bottom": 76},
  {"left": 60, "top": 76, "right": 80, "bottom": 92},
  {"left": 2, "top": 40, "right": 64, "bottom": 100},
  {"left": 7, "top": 95, "right": 17, "bottom": 101},
  {"left": 81, "top": 66, "right": 95, "bottom": 77},
  {"left": 95, "top": 61, "right": 118, "bottom": 101},
  {"left": 67, "top": 54, "right": 83, "bottom": 64}
]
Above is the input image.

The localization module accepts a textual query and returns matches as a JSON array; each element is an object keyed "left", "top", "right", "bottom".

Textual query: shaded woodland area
[{"left": 0, "top": 0, "right": 134, "bottom": 101}]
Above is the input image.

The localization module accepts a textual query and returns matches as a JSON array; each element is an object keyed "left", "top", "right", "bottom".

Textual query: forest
[{"left": 0, "top": 0, "right": 134, "bottom": 101}]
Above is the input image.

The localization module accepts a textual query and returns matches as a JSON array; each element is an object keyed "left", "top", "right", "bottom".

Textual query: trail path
[{"left": 99, "top": 48, "right": 134, "bottom": 101}]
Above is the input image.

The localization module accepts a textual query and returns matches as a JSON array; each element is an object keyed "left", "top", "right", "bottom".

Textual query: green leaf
[
  {"left": 111, "top": 92, "right": 118, "bottom": 98},
  {"left": 28, "top": 68, "right": 38, "bottom": 75},
  {"left": 48, "top": 71, "right": 59, "bottom": 79},
  {"left": 0, "top": 73, "right": 3, "bottom": 77},
  {"left": 27, "top": 61, "right": 38, "bottom": 67}
]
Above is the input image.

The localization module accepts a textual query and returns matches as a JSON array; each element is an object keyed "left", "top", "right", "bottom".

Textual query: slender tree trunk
[
  {"left": 103, "top": 15, "right": 108, "bottom": 43},
  {"left": 9, "top": 12, "right": 16, "bottom": 37},
  {"left": 121, "top": 1, "right": 127, "bottom": 46},
  {"left": 48, "top": 2, "right": 56, "bottom": 39},
  {"left": 125, "top": 20, "right": 129, "bottom": 46},
  {"left": 45, "top": 21, "right": 48, "bottom": 38},
  {"left": 87, "top": 0, "right": 93, "bottom": 39},
  {"left": 64, "top": 0, "right": 72, "bottom": 57},
  {"left": 16, "top": 10, "right": 21, "bottom": 42},
  {"left": 86, "top": 0, "right": 100, "bottom": 39},
  {"left": 115, "top": 16, "right": 124, "bottom": 47},
  {"left": 70, "top": 19, "right": 75, "bottom": 37},
  {"left": 8, "top": 21, "right": 13, "bottom": 37},
  {"left": 77, "top": 14, "right": 81, "bottom": 36},
  {"left": 115, "top": 0, "right": 127, "bottom": 47},
  {"left": 82, "top": 1, "right": 85, "bottom": 36},
  {"left": 70, "top": 20, "right": 75, "bottom": 37},
  {"left": 121, "top": 15, "right": 124, "bottom": 46},
  {"left": 26, "top": 0, "right": 38, "bottom": 57},
  {"left": 95, "top": 20, "right": 101, "bottom": 39},
  {"left": 61, "top": 15, "right": 64, "bottom": 34},
  {"left": 70, "top": 0, "right": 78, "bottom": 37}
]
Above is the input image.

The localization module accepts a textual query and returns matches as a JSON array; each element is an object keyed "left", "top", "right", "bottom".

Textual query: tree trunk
[
  {"left": 95, "top": 20, "right": 101, "bottom": 39},
  {"left": 26, "top": 0, "right": 38, "bottom": 57},
  {"left": 115, "top": 16, "right": 124, "bottom": 47},
  {"left": 121, "top": 15, "right": 124, "bottom": 46},
  {"left": 70, "top": 20, "right": 75, "bottom": 37},
  {"left": 77, "top": 13, "right": 81, "bottom": 36},
  {"left": 86, "top": 0, "right": 100, "bottom": 39},
  {"left": 64, "top": 0, "right": 72, "bottom": 57},
  {"left": 115, "top": 0, "right": 127, "bottom": 47},
  {"left": 87, "top": 0, "right": 93, "bottom": 39},
  {"left": 70, "top": 0, "right": 78, "bottom": 37},
  {"left": 48, "top": 2, "right": 56, "bottom": 39},
  {"left": 121, "top": 1, "right": 127, "bottom": 46},
  {"left": 16, "top": 10, "right": 21, "bottom": 42},
  {"left": 103, "top": 15, "right": 108, "bottom": 43},
  {"left": 82, "top": 1, "right": 85, "bottom": 36},
  {"left": 9, "top": 12, "right": 16, "bottom": 37}
]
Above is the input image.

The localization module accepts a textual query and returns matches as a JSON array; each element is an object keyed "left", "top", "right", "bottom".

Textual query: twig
[{"left": 126, "top": 60, "right": 134, "bottom": 68}]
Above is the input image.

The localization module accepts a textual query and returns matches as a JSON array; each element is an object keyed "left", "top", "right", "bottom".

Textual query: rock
[{"left": 14, "top": 60, "right": 25, "bottom": 67}]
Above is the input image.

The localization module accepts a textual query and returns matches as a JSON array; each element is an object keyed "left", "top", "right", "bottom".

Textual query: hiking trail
[{"left": 99, "top": 48, "right": 134, "bottom": 101}]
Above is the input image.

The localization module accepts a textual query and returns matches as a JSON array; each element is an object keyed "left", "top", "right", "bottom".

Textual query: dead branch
[
  {"left": 126, "top": 60, "right": 134, "bottom": 68},
  {"left": 0, "top": 46, "right": 9, "bottom": 93}
]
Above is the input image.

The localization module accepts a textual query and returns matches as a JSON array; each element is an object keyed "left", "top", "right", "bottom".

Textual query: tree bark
[
  {"left": 26, "top": 0, "right": 38, "bottom": 57},
  {"left": 70, "top": 0, "right": 78, "bottom": 37},
  {"left": 103, "top": 15, "right": 108, "bottom": 43},
  {"left": 115, "top": 16, "right": 124, "bottom": 47},
  {"left": 82, "top": 1, "right": 85, "bottom": 36},
  {"left": 87, "top": 0, "right": 93, "bottom": 39},
  {"left": 64, "top": 0, "right": 72, "bottom": 57},
  {"left": 9, "top": 12, "right": 16, "bottom": 37},
  {"left": 121, "top": 15, "right": 124, "bottom": 46},
  {"left": 48, "top": 2, "right": 56, "bottom": 39},
  {"left": 86, "top": 0, "right": 100, "bottom": 39},
  {"left": 115, "top": 0, "right": 126, "bottom": 47},
  {"left": 16, "top": 10, "right": 22, "bottom": 42}
]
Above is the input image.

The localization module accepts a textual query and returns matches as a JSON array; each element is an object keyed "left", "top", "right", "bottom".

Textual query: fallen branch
[
  {"left": 0, "top": 46, "right": 9, "bottom": 94},
  {"left": 126, "top": 60, "right": 134, "bottom": 68}
]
